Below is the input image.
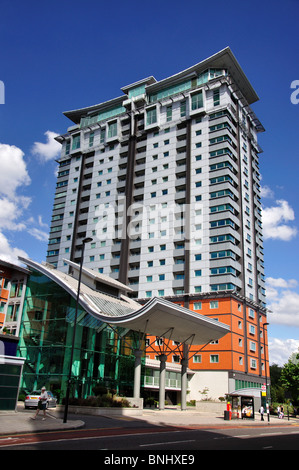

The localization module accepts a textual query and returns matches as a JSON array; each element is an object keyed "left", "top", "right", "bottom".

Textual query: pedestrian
[
  {"left": 31, "top": 387, "right": 48, "bottom": 420},
  {"left": 260, "top": 405, "right": 264, "bottom": 421},
  {"left": 277, "top": 405, "right": 281, "bottom": 418}
]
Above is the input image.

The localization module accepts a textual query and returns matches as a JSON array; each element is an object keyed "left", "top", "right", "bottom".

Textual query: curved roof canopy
[{"left": 19, "top": 257, "right": 230, "bottom": 345}]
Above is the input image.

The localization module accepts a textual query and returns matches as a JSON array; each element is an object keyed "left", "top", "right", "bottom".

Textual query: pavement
[{"left": 0, "top": 405, "right": 298, "bottom": 436}]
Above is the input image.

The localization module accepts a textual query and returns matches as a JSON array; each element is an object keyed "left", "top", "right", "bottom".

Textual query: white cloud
[
  {"left": 266, "top": 277, "right": 298, "bottom": 289},
  {"left": 260, "top": 185, "right": 274, "bottom": 199},
  {"left": 0, "top": 142, "right": 50, "bottom": 265},
  {"left": 0, "top": 143, "right": 31, "bottom": 198},
  {"left": 27, "top": 227, "right": 49, "bottom": 242},
  {"left": 0, "top": 198, "right": 26, "bottom": 231},
  {"left": 38, "top": 215, "right": 48, "bottom": 229},
  {"left": 0, "top": 144, "right": 32, "bottom": 233},
  {"left": 262, "top": 200, "right": 297, "bottom": 241},
  {"left": 0, "top": 232, "right": 28, "bottom": 266},
  {"left": 32, "top": 130, "right": 61, "bottom": 162},
  {"left": 265, "top": 277, "right": 299, "bottom": 329},
  {"left": 268, "top": 338, "right": 299, "bottom": 366},
  {"left": 267, "top": 290, "right": 299, "bottom": 327}
]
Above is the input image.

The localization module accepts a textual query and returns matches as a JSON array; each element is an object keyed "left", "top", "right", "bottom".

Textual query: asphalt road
[{"left": 1, "top": 414, "right": 299, "bottom": 452}]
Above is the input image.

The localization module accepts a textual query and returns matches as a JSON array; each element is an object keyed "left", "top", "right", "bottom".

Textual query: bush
[
  {"left": 92, "top": 385, "right": 108, "bottom": 396},
  {"left": 187, "top": 400, "right": 196, "bottom": 406},
  {"left": 62, "top": 394, "right": 131, "bottom": 408}
]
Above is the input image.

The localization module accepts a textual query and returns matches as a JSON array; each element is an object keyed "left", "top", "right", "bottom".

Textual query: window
[
  {"left": 194, "top": 302, "right": 202, "bottom": 310},
  {"left": 146, "top": 107, "right": 157, "bottom": 125},
  {"left": 210, "top": 301, "right": 218, "bottom": 309},
  {"left": 108, "top": 121, "right": 117, "bottom": 139},
  {"left": 89, "top": 132, "right": 94, "bottom": 147},
  {"left": 249, "top": 325, "right": 256, "bottom": 335},
  {"left": 191, "top": 91, "right": 203, "bottom": 110},
  {"left": 210, "top": 354, "right": 219, "bottom": 363},
  {"left": 166, "top": 105, "right": 172, "bottom": 122},
  {"left": 65, "top": 141, "right": 70, "bottom": 155},
  {"left": 72, "top": 134, "right": 80, "bottom": 150},
  {"left": 180, "top": 101, "right": 186, "bottom": 117},
  {"left": 6, "top": 303, "right": 20, "bottom": 322},
  {"left": 210, "top": 266, "right": 236, "bottom": 276},
  {"left": 213, "top": 89, "right": 220, "bottom": 106},
  {"left": 250, "top": 358, "right": 257, "bottom": 369},
  {"left": 100, "top": 128, "right": 105, "bottom": 143},
  {"left": 174, "top": 273, "right": 184, "bottom": 280},
  {"left": 193, "top": 355, "right": 202, "bottom": 363},
  {"left": 10, "top": 281, "right": 23, "bottom": 298},
  {"left": 249, "top": 308, "right": 255, "bottom": 319}
]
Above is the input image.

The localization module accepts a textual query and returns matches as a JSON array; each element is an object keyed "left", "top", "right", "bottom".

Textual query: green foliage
[
  {"left": 62, "top": 394, "right": 130, "bottom": 407},
  {"left": 280, "top": 355, "right": 299, "bottom": 406},
  {"left": 270, "top": 364, "right": 285, "bottom": 403}
]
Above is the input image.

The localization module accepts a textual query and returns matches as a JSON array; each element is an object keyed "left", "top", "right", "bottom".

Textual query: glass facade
[{"left": 17, "top": 269, "right": 143, "bottom": 400}]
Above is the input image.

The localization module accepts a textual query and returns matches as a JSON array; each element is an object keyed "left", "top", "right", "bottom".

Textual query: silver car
[{"left": 24, "top": 390, "right": 57, "bottom": 409}]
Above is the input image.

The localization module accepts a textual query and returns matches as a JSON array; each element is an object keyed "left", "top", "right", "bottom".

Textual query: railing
[{"left": 144, "top": 376, "right": 182, "bottom": 389}]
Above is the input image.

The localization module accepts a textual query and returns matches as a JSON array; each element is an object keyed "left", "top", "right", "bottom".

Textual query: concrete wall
[{"left": 189, "top": 370, "right": 229, "bottom": 401}]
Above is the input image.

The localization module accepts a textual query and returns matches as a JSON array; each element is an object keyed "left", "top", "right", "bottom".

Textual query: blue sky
[{"left": 0, "top": 0, "right": 299, "bottom": 365}]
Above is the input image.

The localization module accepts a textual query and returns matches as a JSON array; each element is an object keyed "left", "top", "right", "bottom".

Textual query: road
[{"left": 1, "top": 413, "right": 299, "bottom": 452}]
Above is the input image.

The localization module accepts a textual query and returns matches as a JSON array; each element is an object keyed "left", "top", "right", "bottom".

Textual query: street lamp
[
  {"left": 63, "top": 237, "right": 93, "bottom": 423},
  {"left": 262, "top": 322, "right": 270, "bottom": 423}
]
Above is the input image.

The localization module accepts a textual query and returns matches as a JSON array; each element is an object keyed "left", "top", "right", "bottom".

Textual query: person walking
[
  {"left": 31, "top": 387, "right": 48, "bottom": 420},
  {"left": 260, "top": 405, "right": 265, "bottom": 421}
]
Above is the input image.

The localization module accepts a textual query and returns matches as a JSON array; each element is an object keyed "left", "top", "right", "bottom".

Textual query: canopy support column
[
  {"left": 181, "top": 343, "right": 189, "bottom": 411},
  {"left": 133, "top": 349, "right": 143, "bottom": 399},
  {"left": 159, "top": 354, "right": 167, "bottom": 410}
]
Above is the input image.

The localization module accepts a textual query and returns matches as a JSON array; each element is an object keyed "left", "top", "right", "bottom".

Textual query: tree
[
  {"left": 280, "top": 352, "right": 299, "bottom": 406},
  {"left": 270, "top": 363, "right": 285, "bottom": 403}
]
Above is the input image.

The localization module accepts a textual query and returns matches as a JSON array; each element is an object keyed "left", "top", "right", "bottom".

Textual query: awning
[{"left": 19, "top": 257, "right": 230, "bottom": 345}]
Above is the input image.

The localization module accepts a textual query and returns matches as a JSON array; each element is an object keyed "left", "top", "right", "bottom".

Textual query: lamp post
[
  {"left": 63, "top": 237, "right": 93, "bottom": 423},
  {"left": 262, "top": 322, "right": 270, "bottom": 423}
]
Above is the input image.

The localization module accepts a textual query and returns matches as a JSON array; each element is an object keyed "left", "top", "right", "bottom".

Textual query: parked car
[{"left": 24, "top": 390, "right": 57, "bottom": 409}]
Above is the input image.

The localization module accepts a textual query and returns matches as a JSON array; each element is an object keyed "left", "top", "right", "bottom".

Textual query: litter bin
[{"left": 224, "top": 410, "right": 230, "bottom": 420}]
